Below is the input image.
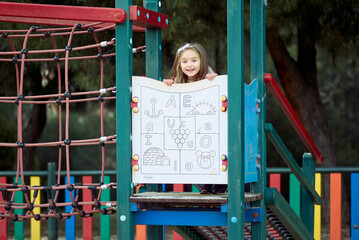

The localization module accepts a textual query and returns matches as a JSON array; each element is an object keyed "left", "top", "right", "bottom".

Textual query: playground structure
[{"left": 0, "top": 0, "right": 358, "bottom": 239}]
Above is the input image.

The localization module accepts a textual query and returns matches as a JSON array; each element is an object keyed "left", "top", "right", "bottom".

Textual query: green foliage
[{"left": 266, "top": 0, "right": 359, "bottom": 58}]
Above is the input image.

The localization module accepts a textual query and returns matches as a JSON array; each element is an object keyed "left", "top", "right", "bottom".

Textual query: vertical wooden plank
[
  {"left": 14, "top": 177, "right": 24, "bottom": 240},
  {"left": 173, "top": 184, "right": 184, "bottom": 192},
  {"left": 173, "top": 231, "right": 182, "bottom": 240},
  {"left": 136, "top": 225, "right": 147, "bottom": 240},
  {"left": 314, "top": 173, "right": 322, "bottom": 240},
  {"left": 65, "top": 176, "right": 75, "bottom": 240},
  {"left": 301, "top": 154, "right": 315, "bottom": 236},
  {"left": 47, "top": 162, "right": 58, "bottom": 240},
  {"left": 0, "top": 177, "right": 8, "bottom": 240},
  {"left": 289, "top": 174, "right": 300, "bottom": 216},
  {"left": 330, "top": 173, "right": 341, "bottom": 240},
  {"left": 351, "top": 173, "right": 359, "bottom": 239},
  {"left": 192, "top": 185, "right": 199, "bottom": 192},
  {"left": 172, "top": 184, "right": 184, "bottom": 240},
  {"left": 30, "top": 176, "right": 41, "bottom": 240},
  {"left": 269, "top": 174, "right": 281, "bottom": 193},
  {"left": 82, "top": 176, "right": 93, "bottom": 240},
  {"left": 100, "top": 175, "right": 111, "bottom": 239}
]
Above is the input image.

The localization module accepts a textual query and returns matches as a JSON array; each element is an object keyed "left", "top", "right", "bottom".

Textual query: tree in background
[{"left": 266, "top": 0, "right": 358, "bottom": 227}]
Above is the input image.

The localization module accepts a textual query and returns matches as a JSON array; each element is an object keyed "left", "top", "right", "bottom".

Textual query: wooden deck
[{"left": 130, "top": 192, "right": 262, "bottom": 207}]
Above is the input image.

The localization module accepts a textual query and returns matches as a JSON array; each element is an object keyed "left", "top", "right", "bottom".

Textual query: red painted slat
[
  {"left": 0, "top": 2, "right": 126, "bottom": 23},
  {"left": 330, "top": 173, "right": 341, "bottom": 240},
  {"left": 269, "top": 174, "right": 281, "bottom": 193},
  {"left": 173, "top": 184, "right": 184, "bottom": 192},
  {"left": 82, "top": 176, "right": 93, "bottom": 240},
  {"left": 264, "top": 73, "right": 322, "bottom": 163},
  {"left": 0, "top": 16, "right": 145, "bottom": 32},
  {"left": 0, "top": 177, "right": 8, "bottom": 240}
]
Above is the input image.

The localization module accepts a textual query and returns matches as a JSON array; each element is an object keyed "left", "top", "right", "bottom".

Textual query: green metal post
[
  {"left": 301, "top": 153, "right": 315, "bottom": 236},
  {"left": 145, "top": 0, "right": 162, "bottom": 80},
  {"left": 14, "top": 177, "right": 23, "bottom": 240},
  {"left": 145, "top": 0, "right": 163, "bottom": 238},
  {"left": 116, "top": 0, "right": 134, "bottom": 239},
  {"left": 227, "top": 0, "right": 245, "bottom": 239},
  {"left": 47, "top": 162, "right": 58, "bottom": 240},
  {"left": 100, "top": 175, "right": 111, "bottom": 239},
  {"left": 250, "top": 0, "right": 267, "bottom": 239}
]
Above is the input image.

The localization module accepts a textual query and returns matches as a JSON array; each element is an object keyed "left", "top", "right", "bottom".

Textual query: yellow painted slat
[
  {"left": 30, "top": 176, "right": 41, "bottom": 240},
  {"left": 314, "top": 173, "right": 321, "bottom": 240}
]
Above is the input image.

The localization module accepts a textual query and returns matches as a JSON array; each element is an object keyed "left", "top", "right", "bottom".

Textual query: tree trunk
[
  {"left": 20, "top": 103, "right": 47, "bottom": 171},
  {"left": 266, "top": 26, "right": 349, "bottom": 228}
]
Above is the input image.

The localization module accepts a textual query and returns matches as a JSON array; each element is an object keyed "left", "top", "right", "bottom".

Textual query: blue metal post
[
  {"left": 116, "top": 0, "right": 134, "bottom": 239},
  {"left": 250, "top": 0, "right": 267, "bottom": 238},
  {"left": 227, "top": 0, "right": 245, "bottom": 239}
]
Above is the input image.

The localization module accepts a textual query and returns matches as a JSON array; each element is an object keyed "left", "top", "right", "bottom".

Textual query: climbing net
[{"left": 0, "top": 22, "right": 143, "bottom": 221}]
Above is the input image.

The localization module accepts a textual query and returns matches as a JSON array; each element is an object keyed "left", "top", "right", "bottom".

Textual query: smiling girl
[
  {"left": 163, "top": 43, "right": 226, "bottom": 194},
  {"left": 163, "top": 43, "right": 218, "bottom": 86}
]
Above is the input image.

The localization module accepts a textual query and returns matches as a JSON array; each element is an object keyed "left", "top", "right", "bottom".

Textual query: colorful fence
[
  {"left": 269, "top": 169, "right": 359, "bottom": 240},
  {"left": 1, "top": 167, "right": 358, "bottom": 239}
]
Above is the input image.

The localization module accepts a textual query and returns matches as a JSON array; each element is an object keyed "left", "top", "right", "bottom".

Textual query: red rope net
[{"left": 0, "top": 22, "right": 141, "bottom": 221}]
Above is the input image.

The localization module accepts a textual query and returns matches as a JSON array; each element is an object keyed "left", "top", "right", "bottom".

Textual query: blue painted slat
[
  {"left": 135, "top": 211, "right": 227, "bottom": 226},
  {"left": 134, "top": 208, "right": 262, "bottom": 226},
  {"left": 351, "top": 173, "right": 359, "bottom": 239},
  {"left": 244, "top": 79, "right": 259, "bottom": 183},
  {"left": 65, "top": 177, "right": 75, "bottom": 240}
]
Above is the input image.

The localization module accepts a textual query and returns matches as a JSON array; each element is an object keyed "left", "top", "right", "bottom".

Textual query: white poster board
[{"left": 131, "top": 76, "right": 228, "bottom": 184}]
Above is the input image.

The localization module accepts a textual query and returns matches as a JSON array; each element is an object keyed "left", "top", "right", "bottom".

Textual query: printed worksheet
[{"left": 131, "top": 76, "right": 228, "bottom": 184}]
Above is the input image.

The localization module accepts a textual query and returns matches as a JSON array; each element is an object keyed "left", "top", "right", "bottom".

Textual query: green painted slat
[
  {"left": 249, "top": 0, "right": 267, "bottom": 239},
  {"left": 301, "top": 154, "right": 315, "bottom": 236},
  {"left": 115, "top": 0, "right": 134, "bottom": 239},
  {"left": 265, "top": 188, "right": 314, "bottom": 240},
  {"left": 47, "top": 163, "right": 58, "bottom": 240},
  {"left": 101, "top": 175, "right": 111, "bottom": 239},
  {"left": 265, "top": 123, "right": 321, "bottom": 205},
  {"left": 227, "top": 0, "right": 245, "bottom": 239},
  {"left": 14, "top": 177, "right": 23, "bottom": 240},
  {"left": 290, "top": 174, "right": 301, "bottom": 216}
]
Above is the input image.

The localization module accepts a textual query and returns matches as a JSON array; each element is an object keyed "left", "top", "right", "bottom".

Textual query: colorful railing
[
  {"left": 269, "top": 167, "right": 359, "bottom": 240},
  {"left": 1, "top": 167, "right": 358, "bottom": 239}
]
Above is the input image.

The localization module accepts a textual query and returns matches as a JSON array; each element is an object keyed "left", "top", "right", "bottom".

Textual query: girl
[
  {"left": 164, "top": 43, "right": 226, "bottom": 194},
  {"left": 163, "top": 43, "right": 218, "bottom": 85}
]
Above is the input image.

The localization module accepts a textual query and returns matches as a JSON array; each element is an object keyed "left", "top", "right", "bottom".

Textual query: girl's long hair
[{"left": 168, "top": 43, "right": 214, "bottom": 83}]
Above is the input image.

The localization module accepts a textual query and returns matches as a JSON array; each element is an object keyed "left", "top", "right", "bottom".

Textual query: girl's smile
[{"left": 180, "top": 49, "right": 201, "bottom": 81}]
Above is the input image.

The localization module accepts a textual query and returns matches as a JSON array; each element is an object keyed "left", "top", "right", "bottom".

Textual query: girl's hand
[
  {"left": 205, "top": 73, "right": 218, "bottom": 80},
  {"left": 163, "top": 79, "right": 176, "bottom": 86}
]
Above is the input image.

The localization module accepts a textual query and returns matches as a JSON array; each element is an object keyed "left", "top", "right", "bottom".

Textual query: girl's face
[{"left": 179, "top": 49, "right": 201, "bottom": 81}]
